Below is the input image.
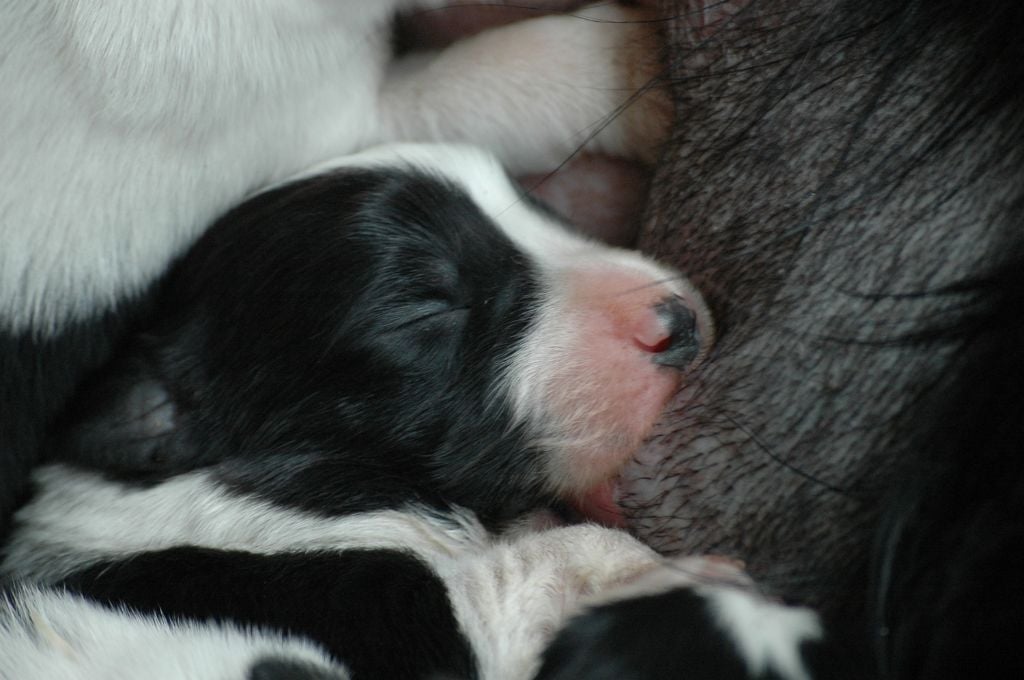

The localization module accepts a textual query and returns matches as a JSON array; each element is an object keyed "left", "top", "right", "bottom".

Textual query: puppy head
[{"left": 53, "top": 145, "right": 710, "bottom": 523}]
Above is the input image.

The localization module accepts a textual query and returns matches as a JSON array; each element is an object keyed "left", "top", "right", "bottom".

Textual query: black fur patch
[
  {"left": 871, "top": 261, "right": 1024, "bottom": 677},
  {"left": 61, "top": 547, "right": 478, "bottom": 680},
  {"left": 0, "top": 308, "right": 145, "bottom": 538},
  {"left": 535, "top": 588, "right": 758, "bottom": 680},
  {"left": 247, "top": 658, "right": 348, "bottom": 680},
  {"left": 50, "top": 169, "right": 551, "bottom": 525}
]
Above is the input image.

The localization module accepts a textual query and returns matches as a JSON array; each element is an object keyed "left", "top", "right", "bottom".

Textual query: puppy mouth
[
  {"left": 570, "top": 477, "right": 626, "bottom": 528},
  {"left": 553, "top": 293, "right": 711, "bottom": 530}
]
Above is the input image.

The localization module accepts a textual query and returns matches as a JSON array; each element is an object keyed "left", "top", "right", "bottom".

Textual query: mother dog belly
[{"left": 631, "top": 0, "right": 1024, "bottom": 673}]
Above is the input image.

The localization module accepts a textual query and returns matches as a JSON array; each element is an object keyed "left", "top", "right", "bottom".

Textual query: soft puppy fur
[
  {"left": 2, "top": 147, "right": 824, "bottom": 679},
  {"left": 0, "top": 2, "right": 710, "bottom": 677},
  {"left": 0, "top": 0, "right": 668, "bottom": 529},
  {"left": 0, "top": 1, "right": 831, "bottom": 677},
  {"left": 44, "top": 144, "right": 707, "bottom": 523}
]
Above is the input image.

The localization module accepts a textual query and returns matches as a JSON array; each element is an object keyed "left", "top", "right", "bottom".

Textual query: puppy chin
[{"left": 506, "top": 240, "right": 713, "bottom": 517}]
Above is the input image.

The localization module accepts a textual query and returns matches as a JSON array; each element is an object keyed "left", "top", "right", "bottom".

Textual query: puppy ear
[{"left": 47, "top": 352, "right": 203, "bottom": 476}]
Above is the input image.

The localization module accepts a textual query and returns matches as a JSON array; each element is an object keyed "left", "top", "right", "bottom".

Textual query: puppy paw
[
  {"left": 379, "top": 2, "right": 672, "bottom": 173},
  {"left": 536, "top": 559, "right": 824, "bottom": 680}
]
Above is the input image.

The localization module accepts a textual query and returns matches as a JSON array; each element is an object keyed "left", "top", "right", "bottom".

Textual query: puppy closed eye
[
  {"left": 390, "top": 297, "right": 469, "bottom": 333},
  {"left": 380, "top": 279, "right": 470, "bottom": 335},
  {"left": 385, "top": 261, "right": 471, "bottom": 331}
]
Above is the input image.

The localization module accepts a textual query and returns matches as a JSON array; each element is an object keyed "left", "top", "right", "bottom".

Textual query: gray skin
[{"left": 625, "top": 0, "right": 1024, "bottom": 618}]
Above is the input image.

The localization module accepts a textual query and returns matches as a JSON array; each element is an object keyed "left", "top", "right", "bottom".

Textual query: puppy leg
[
  {"left": 534, "top": 555, "right": 828, "bottom": 680},
  {"left": 444, "top": 525, "right": 823, "bottom": 680},
  {"left": 378, "top": 4, "right": 670, "bottom": 174},
  {"left": 444, "top": 526, "right": 774, "bottom": 680}
]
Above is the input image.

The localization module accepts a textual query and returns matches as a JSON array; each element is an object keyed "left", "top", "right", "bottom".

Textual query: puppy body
[
  {"left": 0, "top": 2, "right": 750, "bottom": 677},
  {"left": 0, "top": 0, "right": 662, "bottom": 334},
  {"left": 3, "top": 0, "right": 391, "bottom": 332},
  {"left": 0, "top": 0, "right": 667, "bottom": 527},
  {"left": 4, "top": 464, "right": 824, "bottom": 680},
  {"left": 1, "top": 146, "right": 820, "bottom": 679}
]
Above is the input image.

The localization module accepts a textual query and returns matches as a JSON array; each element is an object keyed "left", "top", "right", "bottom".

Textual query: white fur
[
  {"left": 0, "top": 0, "right": 664, "bottom": 334},
  {"left": 444, "top": 524, "right": 669, "bottom": 680},
  {"left": 3, "top": 465, "right": 679, "bottom": 680},
  {"left": 705, "top": 585, "right": 823, "bottom": 680},
  {"left": 0, "top": 586, "right": 346, "bottom": 680},
  {"left": 0, "top": 465, "right": 491, "bottom": 585}
]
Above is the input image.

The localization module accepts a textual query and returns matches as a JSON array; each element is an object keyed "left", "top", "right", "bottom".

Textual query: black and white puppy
[
  {"left": 0, "top": 3, "right": 732, "bottom": 677},
  {"left": 0, "top": 0, "right": 667, "bottom": 533},
  {"left": 1, "top": 145, "right": 824, "bottom": 679},
  {"left": 45, "top": 143, "right": 711, "bottom": 523}
]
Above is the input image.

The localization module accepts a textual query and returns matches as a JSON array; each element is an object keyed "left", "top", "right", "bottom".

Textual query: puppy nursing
[
  {"left": 1, "top": 146, "right": 657, "bottom": 672},
  {"left": 2, "top": 146, "right": 822, "bottom": 679},
  {"left": 1, "top": 2, "right": 825, "bottom": 677},
  {"left": 0, "top": 0, "right": 669, "bottom": 529},
  {"left": 43, "top": 144, "right": 705, "bottom": 521}
]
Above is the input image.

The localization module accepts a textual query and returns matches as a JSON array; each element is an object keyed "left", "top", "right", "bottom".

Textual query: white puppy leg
[{"left": 378, "top": 4, "right": 670, "bottom": 173}]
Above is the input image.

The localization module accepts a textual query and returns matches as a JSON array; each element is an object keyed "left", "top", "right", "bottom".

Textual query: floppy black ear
[{"left": 45, "top": 352, "right": 204, "bottom": 476}]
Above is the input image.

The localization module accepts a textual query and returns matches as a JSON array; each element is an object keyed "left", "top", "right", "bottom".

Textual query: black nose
[{"left": 651, "top": 296, "right": 701, "bottom": 369}]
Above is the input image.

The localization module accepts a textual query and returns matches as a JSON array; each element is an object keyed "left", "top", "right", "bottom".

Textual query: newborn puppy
[
  {"left": 46, "top": 143, "right": 709, "bottom": 523},
  {"left": 1, "top": 145, "right": 822, "bottom": 679},
  {"left": 0, "top": 0, "right": 668, "bottom": 533},
  {"left": 2, "top": 518, "right": 825, "bottom": 680}
]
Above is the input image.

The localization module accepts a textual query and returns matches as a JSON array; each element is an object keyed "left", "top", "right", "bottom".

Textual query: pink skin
[
  {"left": 520, "top": 156, "right": 650, "bottom": 248},
  {"left": 405, "top": 1, "right": 729, "bottom": 525},
  {"left": 572, "top": 479, "right": 627, "bottom": 526},
  {"left": 540, "top": 264, "right": 713, "bottom": 526}
]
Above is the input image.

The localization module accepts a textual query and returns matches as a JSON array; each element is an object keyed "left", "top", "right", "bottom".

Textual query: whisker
[
  {"left": 608, "top": 274, "right": 692, "bottom": 298},
  {"left": 720, "top": 410, "right": 858, "bottom": 500}
]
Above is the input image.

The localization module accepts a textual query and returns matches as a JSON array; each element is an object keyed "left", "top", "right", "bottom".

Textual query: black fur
[
  {"left": 247, "top": 658, "right": 348, "bottom": 680},
  {"left": 48, "top": 168, "right": 553, "bottom": 526},
  {"left": 870, "top": 261, "right": 1024, "bottom": 678},
  {"left": 59, "top": 547, "right": 477, "bottom": 680},
  {"left": 0, "top": 310, "right": 144, "bottom": 540},
  {"left": 535, "top": 586, "right": 857, "bottom": 680},
  {"left": 638, "top": 0, "right": 1024, "bottom": 673},
  {"left": 535, "top": 589, "right": 758, "bottom": 680}
]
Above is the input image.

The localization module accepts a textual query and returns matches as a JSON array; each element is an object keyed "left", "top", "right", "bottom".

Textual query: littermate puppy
[{"left": 2, "top": 145, "right": 824, "bottom": 679}]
